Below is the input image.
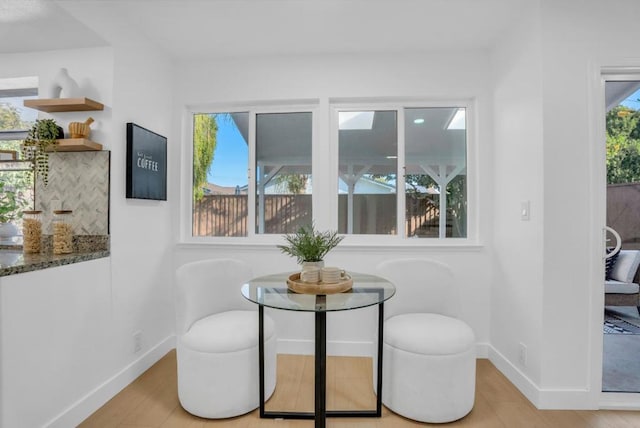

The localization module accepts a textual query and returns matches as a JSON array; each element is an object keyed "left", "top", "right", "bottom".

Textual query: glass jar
[
  {"left": 22, "top": 210, "right": 43, "bottom": 254},
  {"left": 52, "top": 210, "right": 73, "bottom": 254}
]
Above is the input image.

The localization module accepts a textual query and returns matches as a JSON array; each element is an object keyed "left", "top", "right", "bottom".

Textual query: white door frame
[{"left": 588, "top": 62, "right": 640, "bottom": 409}]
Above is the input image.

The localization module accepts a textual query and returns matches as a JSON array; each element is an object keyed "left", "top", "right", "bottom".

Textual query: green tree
[
  {"left": 404, "top": 173, "right": 467, "bottom": 238},
  {"left": 0, "top": 103, "right": 35, "bottom": 220},
  {"left": 274, "top": 173, "right": 308, "bottom": 194},
  {"left": 606, "top": 106, "right": 640, "bottom": 184},
  {"left": 0, "top": 103, "right": 31, "bottom": 131},
  {"left": 192, "top": 114, "right": 218, "bottom": 201}
]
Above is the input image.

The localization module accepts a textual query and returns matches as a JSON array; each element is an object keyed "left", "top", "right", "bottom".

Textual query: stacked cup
[
  {"left": 320, "top": 267, "right": 344, "bottom": 283},
  {"left": 300, "top": 266, "right": 320, "bottom": 283}
]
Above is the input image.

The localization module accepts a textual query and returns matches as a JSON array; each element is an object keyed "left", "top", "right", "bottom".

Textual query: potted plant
[
  {"left": 0, "top": 181, "right": 29, "bottom": 244},
  {"left": 277, "top": 224, "right": 344, "bottom": 267},
  {"left": 22, "top": 118, "right": 62, "bottom": 186}
]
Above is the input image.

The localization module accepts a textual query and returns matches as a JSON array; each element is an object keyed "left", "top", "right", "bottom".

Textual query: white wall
[
  {"left": 491, "top": 0, "right": 640, "bottom": 410},
  {"left": 490, "top": 0, "right": 545, "bottom": 399},
  {"left": 537, "top": 0, "right": 640, "bottom": 408},
  {"left": 0, "top": 42, "right": 175, "bottom": 426},
  {"left": 173, "top": 52, "right": 495, "bottom": 356}
]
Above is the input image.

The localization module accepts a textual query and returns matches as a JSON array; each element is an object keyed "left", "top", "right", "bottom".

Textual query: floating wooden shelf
[
  {"left": 24, "top": 98, "right": 104, "bottom": 112},
  {"left": 47, "top": 138, "right": 103, "bottom": 152}
]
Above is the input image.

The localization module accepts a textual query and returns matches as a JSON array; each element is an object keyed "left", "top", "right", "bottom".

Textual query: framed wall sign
[{"left": 126, "top": 123, "right": 167, "bottom": 200}]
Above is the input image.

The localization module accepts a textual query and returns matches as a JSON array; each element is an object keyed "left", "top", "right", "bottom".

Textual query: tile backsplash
[{"left": 35, "top": 151, "right": 110, "bottom": 235}]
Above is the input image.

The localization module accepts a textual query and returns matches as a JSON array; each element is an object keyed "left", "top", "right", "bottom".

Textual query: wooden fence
[{"left": 193, "top": 194, "right": 448, "bottom": 237}]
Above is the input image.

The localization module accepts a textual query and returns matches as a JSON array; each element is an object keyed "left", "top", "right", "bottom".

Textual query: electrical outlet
[
  {"left": 133, "top": 331, "right": 142, "bottom": 353},
  {"left": 518, "top": 342, "right": 527, "bottom": 367}
]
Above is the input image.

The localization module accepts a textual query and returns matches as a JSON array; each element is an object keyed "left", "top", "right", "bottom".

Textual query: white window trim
[{"left": 179, "top": 98, "right": 479, "bottom": 247}]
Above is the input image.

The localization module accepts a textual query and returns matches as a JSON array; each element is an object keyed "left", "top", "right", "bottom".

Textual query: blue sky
[
  {"left": 621, "top": 88, "right": 640, "bottom": 109},
  {"left": 207, "top": 114, "right": 248, "bottom": 187}
]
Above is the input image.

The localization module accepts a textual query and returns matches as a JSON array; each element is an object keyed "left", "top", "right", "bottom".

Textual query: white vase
[
  {"left": 0, "top": 222, "right": 19, "bottom": 245},
  {"left": 302, "top": 260, "right": 324, "bottom": 270}
]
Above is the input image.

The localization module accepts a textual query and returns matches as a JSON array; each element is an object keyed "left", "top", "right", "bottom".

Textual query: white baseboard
[
  {"left": 488, "top": 345, "right": 541, "bottom": 407},
  {"left": 600, "top": 392, "right": 640, "bottom": 409},
  {"left": 488, "top": 345, "right": 596, "bottom": 410},
  {"left": 45, "top": 335, "right": 176, "bottom": 428}
]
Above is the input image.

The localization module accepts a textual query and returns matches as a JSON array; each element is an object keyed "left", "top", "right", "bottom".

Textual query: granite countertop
[
  {"left": 0, "top": 235, "right": 110, "bottom": 277},
  {"left": 0, "top": 249, "right": 110, "bottom": 277}
]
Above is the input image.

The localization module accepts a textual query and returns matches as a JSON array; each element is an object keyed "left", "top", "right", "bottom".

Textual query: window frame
[
  {"left": 329, "top": 99, "right": 477, "bottom": 245},
  {"left": 181, "top": 101, "right": 320, "bottom": 244},
  {"left": 180, "top": 99, "right": 478, "bottom": 247}
]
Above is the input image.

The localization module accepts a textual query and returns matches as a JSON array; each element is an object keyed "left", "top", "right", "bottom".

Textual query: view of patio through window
[
  {"left": 405, "top": 107, "right": 467, "bottom": 238},
  {"left": 255, "top": 112, "right": 313, "bottom": 235},
  {"left": 192, "top": 112, "right": 249, "bottom": 237},
  {"left": 191, "top": 104, "right": 467, "bottom": 239},
  {"left": 338, "top": 110, "right": 397, "bottom": 235}
]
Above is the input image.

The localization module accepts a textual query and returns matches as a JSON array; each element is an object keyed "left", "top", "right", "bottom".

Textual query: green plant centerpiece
[
  {"left": 22, "top": 118, "right": 61, "bottom": 186},
  {"left": 277, "top": 224, "right": 344, "bottom": 266}
]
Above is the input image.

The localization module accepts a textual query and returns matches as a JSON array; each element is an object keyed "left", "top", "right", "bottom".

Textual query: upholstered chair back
[
  {"left": 175, "top": 258, "right": 254, "bottom": 336},
  {"left": 376, "top": 258, "right": 460, "bottom": 320}
]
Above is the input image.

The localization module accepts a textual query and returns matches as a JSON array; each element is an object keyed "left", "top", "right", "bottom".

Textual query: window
[
  {"left": 338, "top": 110, "right": 397, "bottom": 235},
  {"left": 336, "top": 105, "right": 467, "bottom": 238},
  {"left": 192, "top": 112, "right": 249, "bottom": 237},
  {"left": 188, "top": 102, "right": 469, "bottom": 241},
  {"left": 191, "top": 109, "right": 313, "bottom": 237},
  {"left": 0, "top": 77, "right": 38, "bottom": 227},
  {"left": 404, "top": 107, "right": 467, "bottom": 238},
  {"left": 255, "top": 112, "right": 313, "bottom": 234}
]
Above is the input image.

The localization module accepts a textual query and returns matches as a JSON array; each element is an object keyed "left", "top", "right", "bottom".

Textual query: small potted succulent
[
  {"left": 277, "top": 223, "right": 344, "bottom": 268},
  {"left": 22, "top": 118, "right": 63, "bottom": 186}
]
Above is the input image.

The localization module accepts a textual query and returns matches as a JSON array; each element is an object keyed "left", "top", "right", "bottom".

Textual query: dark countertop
[{"left": 0, "top": 248, "right": 110, "bottom": 277}]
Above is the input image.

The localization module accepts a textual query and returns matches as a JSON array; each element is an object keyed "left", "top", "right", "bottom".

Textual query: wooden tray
[{"left": 287, "top": 272, "right": 353, "bottom": 295}]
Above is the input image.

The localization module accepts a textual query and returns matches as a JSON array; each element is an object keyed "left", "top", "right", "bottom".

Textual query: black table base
[{"left": 258, "top": 302, "right": 385, "bottom": 428}]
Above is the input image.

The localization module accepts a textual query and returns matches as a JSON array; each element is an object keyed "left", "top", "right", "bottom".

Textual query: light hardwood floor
[{"left": 80, "top": 350, "right": 640, "bottom": 427}]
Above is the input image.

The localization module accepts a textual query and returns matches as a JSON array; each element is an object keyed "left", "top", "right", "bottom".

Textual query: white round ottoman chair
[
  {"left": 383, "top": 313, "right": 475, "bottom": 423},
  {"left": 176, "top": 258, "right": 277, "bottom": 418},
  {"left": 376, "top": 258, "right": 476, "bottom": 423}
]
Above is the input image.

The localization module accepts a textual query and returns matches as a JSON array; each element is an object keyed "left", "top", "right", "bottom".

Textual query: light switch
[{"left": 521, "top": 200, "right": 530, "bottom": 221}]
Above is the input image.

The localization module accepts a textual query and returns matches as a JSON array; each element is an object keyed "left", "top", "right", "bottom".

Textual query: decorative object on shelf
[
  {"left": 22, "top": 210, "right": 42, "bottom": 253},
  {"left": 68, "top": 117, "right": 94, "bottom": 138},
  {"left": 277, "top": 223, "right": 344, "bottom": 265},
  {"left": 0, "top": 182, "right": 28, "bottom": 244},
  {"left": 52, "top": 210, "right": 73, "bottom": 254},
  {"left": 47, "top": 68, "right": 80, "bottom": 98},
  {"left": 22, "top": 118, "right": 63, "bottom": 186},
  {"left": 126, "top": 123, "right": 167, "bottom": 201}
]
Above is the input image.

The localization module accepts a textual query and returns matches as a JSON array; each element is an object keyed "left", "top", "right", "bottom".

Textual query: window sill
[{"left": 176, "top": 238, "right": 484, "bottom": 252}]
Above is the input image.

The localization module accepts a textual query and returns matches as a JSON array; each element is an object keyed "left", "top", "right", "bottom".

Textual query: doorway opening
[{"left": 602, "top": 80, "right": 640, "bottom": 393}]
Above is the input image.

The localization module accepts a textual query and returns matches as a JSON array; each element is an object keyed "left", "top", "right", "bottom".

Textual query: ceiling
[{"left": 0, "top": 0, "right": 529, "bottom": 60}]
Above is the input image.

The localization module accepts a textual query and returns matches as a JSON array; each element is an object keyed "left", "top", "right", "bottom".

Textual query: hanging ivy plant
[{"left": 22, "top": 119, "right": 61, "bottom": 186}]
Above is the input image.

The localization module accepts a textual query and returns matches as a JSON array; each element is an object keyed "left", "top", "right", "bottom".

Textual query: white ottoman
[
  {"left": 382, "top": 312, "right": 476, "bottom": 423},
  {"left": 177, "top": 310, "right": 277, "bottom": 418}
]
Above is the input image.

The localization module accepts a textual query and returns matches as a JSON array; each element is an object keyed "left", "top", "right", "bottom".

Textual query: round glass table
[{"left": 241, "top": 271, "right": 395, "bottom": 428}]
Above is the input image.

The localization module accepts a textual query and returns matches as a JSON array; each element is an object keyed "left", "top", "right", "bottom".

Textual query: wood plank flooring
[{"left": 80, "top": 350, "right": 640, "bottom": 427}]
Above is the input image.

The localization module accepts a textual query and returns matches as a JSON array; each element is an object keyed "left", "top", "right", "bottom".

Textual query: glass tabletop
[{"left": 241, "top": 271, "right": 395, "bottom": 312}]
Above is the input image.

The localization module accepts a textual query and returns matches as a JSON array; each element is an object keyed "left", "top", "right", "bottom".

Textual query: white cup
[
  {"left": 320, "top": 267, "right": 345, "bottom": 284},
  {"left": 300, "top": 266, "right": 320, "bottom": 283}
]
